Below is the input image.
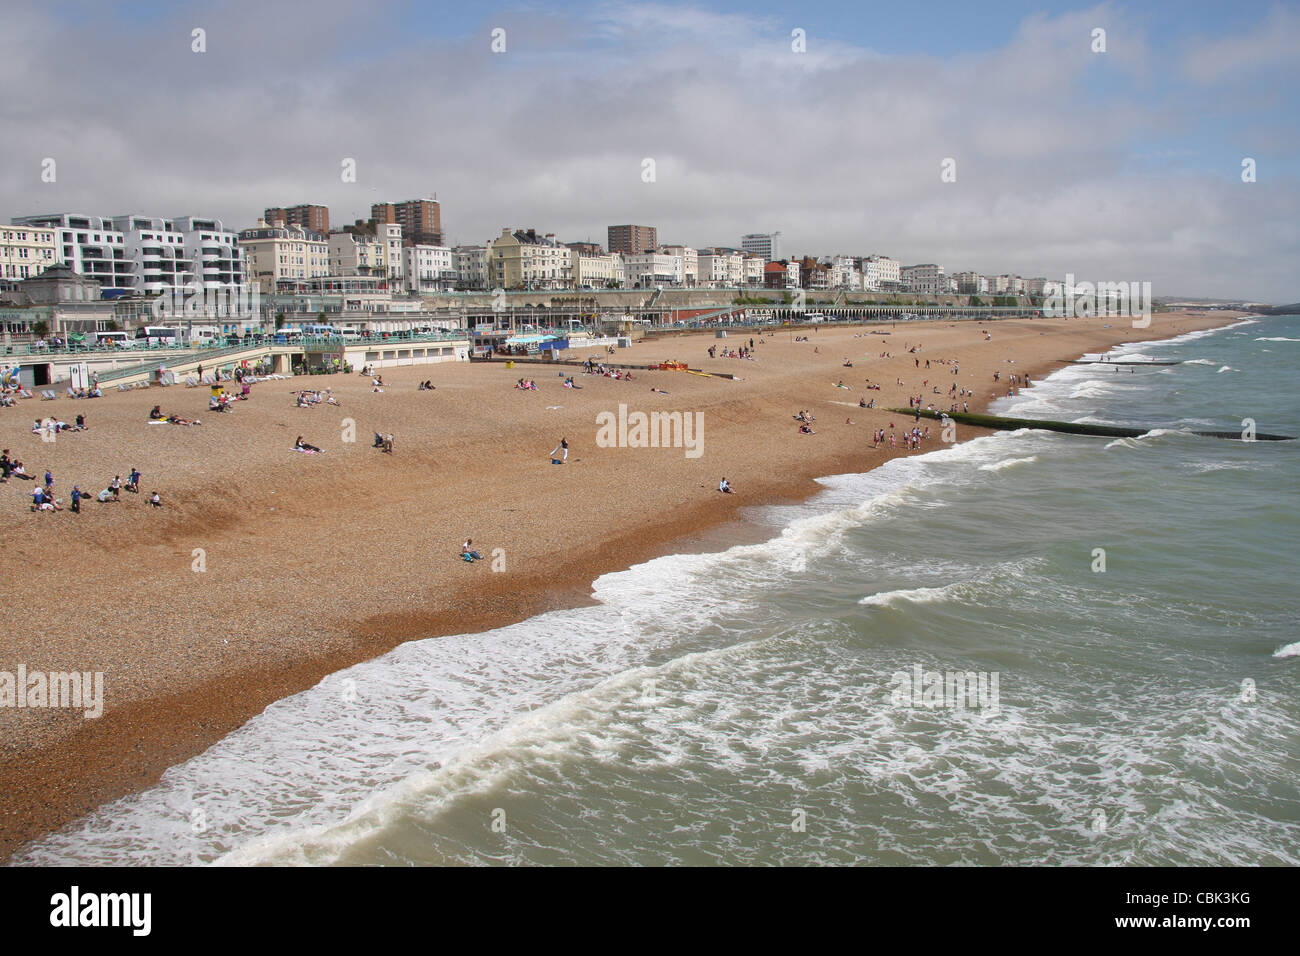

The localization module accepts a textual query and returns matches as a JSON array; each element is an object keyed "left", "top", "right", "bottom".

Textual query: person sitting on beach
[
  {"left": 294, "top": 436, "right": 323, "bottom": 453},
  {"left": 461, "top": 539, "right": 484, "bottom": 561},
  {"left": 149, "top": 405, "right": 163, "bottom": 420},
  {"left": 383, "top": 434, "right": 394, "bottom": 454},
  {"left": 150, "top": 491, "right": 162, "bottom": 508},
  {"left": 859, "top": 397, "right": 869, "bottom": 408},
  {"left": 799, "top": 423, "right": 816, "bottom": 435},
  {"left": 843, "top": 359, "right": 853, "bottom": 367},
  {"left": 96, "top": 486, "right": 114, "bottom": 503},
  {"left": 719, "top": 477, "right": 733, "bottom": 494}
]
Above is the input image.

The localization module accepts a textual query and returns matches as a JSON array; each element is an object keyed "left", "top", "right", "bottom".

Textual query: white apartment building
[
  {"left": 238, "top": 220, "right": 330, "bottom": 292},
  {"left": 329, "top": 231, "right": 388, "bottom": 277},
  {"left": 453, "top": 245, "right": 490, "bottom": 290},
  {"left": 623, "top": 251, "right": 678, "bottom": 288},
  {"left": 863, "top": 255, "right": 901, "bottom": 291},
  {"left": 13, "top": 213, "right": 133, "bottom": 292},
  {"left": 404, "top": 244, "right": 455, "bottom": 293},
  {"left": 572, "top": 250, "right": 624, "bottom": 288},
  {"left": 741, "top": 231, "right": 783, "bottom": 261},
  {"left": 381, "top": 223, "right": 404, "bottom": 283},
  {"left": 829, "top": 256, "right": 863, "bottom": 290},
  {"left": 695, "top": 251, "right": 729, "bottom": 288},
  {"left": 659, "top": 245, "right": 698, "bottom": 287},
  {"left": 786, "top": 260, "right": 801, "bottom": 288},
  {"left": 744, "top": 254, "right": 764, "bottom": 287},
  {"left": 167, "top": 216, "right": 245, "bottom": 291},
  {"left": 901, "top": 263, "right": 946, "bottom": 295},
  {"left": 0, "top": 225, "right": 58, "bottom": 283}
]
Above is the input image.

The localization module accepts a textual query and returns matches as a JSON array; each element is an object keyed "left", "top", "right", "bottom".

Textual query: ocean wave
[
  {"left": 1255, "top": 337, "right": 1300, "bottom": 342},
  {"left": 1273, "top": 642, "right": 1300, "bottom": 659},
  {"left": 1217, "top": 366, "right": 1233, "bottom": 373},
  {"left": 979, "top": 455, "right": 1039, "bottom": 473},
  {"left": 1183, "top": 359, "right": 1216, "bottom": 366},
  {"left": 859, "top": 584, "right": 960, "bottom": 607}
]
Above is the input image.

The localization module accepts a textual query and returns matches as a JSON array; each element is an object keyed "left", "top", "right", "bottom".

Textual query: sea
[{"left": 14, "top": 315, "right": 1299, "bottom": 866}]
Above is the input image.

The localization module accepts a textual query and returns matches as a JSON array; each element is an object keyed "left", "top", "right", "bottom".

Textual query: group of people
[
  {"left": 581, "top": 359, "right": 635, "bottom": 381},
  {"left": 295, "top": 388, "right": 338, "bottom": 407},
  {"left": 514, "top": 378, "right": 540, "bottom": 391},
  {"left": 149, "top": 405, "right": 201, "bottom": 426},
  {"left": 21, "top": 463, "right": 158, "bottom": 513},
  {"left": 871, "top": 425, "right": 930, "bottom": 451},
  {"left": 417, "top": 380, "right": 436, "bottom": 391},
  {"left": 30, "top": 414, "right": 87, "bottom": 434}
]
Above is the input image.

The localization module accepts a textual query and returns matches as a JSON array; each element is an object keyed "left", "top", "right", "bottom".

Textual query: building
[
  {"left": 741, "top": 232, "right": 783, "bottom": 262},
  {"left": 12, "top": 214, "right": 133, "bottom": 293},
  {"left": 622, "top": 251, "right": 677, "bottom": 288},
  {"left": 901, "top": 263, "right": 946, "bottom": 295},
  {"left": 264, "top": 204, "right": 330, "bottom": 235},
  {"left": 572, "top": 250, "right": 624, "bottom": 289},
  {"left": 238, "top": 220, "right": 329, "bottom": 292},
  {"left": 763, "top": 262, "right": 789, "bottom": 289},
  {"left": 607, "top": 224, "right": 658, "bottom": 256},
  {"left": 0, "top": 224, "right": 58, "bottom": 284},
  {"left": 404, "top": 244, "right": 455, "bottom": 293},
  {"left": 659, "top": 245, "right": 698, "bottom": 287},
  {"left": 371, "top": 199, "right": 442, "bottom": 247},
  {"left": 744, "top": 254, "right": 764, "bottom": 287},
  {"left": 490, "top": 228, "right": 572, "bottom": 289},
  {"left": 695, "top": 250, "right": 728, "bottom": 288},
  {"left": 951, "top": 271, "right": 984, "bottom": 295},
  {"left": 167, "top": 216, "right": 245, "bottom": 291},
  {"left": 862, "top": 255, "right": 901, "bottom": 291},
  {"left": 380, "top": 223, "right": 404, "bottom": 284},
  {"left": 328, "top": 231, "right": 387, "bottom": 277},
  {"left": 453, "top": 245, "right": 490, "bottom": 290},
  {"left": 564, "top": 241, "right": 604, "bottom": 257}
]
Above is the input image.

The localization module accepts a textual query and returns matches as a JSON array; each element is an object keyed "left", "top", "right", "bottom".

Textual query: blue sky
[{"left": 4, "top": 0, "right": 1297, "bottom": 300}]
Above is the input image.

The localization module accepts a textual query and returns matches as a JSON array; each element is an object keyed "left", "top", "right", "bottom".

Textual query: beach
[{"left": 0, "top": 310, "right": 1243, "bottom": 861}]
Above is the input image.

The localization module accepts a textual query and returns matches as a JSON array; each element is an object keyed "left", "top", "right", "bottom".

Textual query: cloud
[{"left": 0, "top": 0, "right": 1295, "bottom": 301}]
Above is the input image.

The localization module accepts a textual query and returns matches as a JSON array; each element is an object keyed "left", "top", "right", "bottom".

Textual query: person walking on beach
[
  {"left": 127, "top": 468, "right": 141, "bottom": 493},
  {"left": 70, "top": 485, "right": 81, "bottom": 514},
  {"left": 110, "top": 475, "right": 122, "bottom": 500},
  {"left": 550, "top": 437, "right": 568, "bottom": 464}
]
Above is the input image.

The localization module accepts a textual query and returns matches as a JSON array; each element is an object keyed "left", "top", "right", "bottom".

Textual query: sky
[{"left": 1, "top": 0, "right": 1296, "bottom": 302}]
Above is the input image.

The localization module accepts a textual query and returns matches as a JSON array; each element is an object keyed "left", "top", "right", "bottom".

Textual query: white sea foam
[
  {"left": 1183, "top": 359, "right": 1216, "bottom": 366},
  {"left": 1217, "top": 366, "right": 1233, "bottom": 373},
  {"left": 1273, "top": 642, "right": 1300, "bottom": 659},
  {"left": 1255, "top": 337, "right": 1300, "bottom": 342},
  {"left": 859, "top": 584, "right": 959, "bottom": 607},
  {"left": 979, "top": 455, "right": 1039, "bottom": 472}
]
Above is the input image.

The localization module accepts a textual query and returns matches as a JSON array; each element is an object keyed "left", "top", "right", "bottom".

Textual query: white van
[
  {"left": 93, "top": 331, "right": 132, "bottom": 349},
  {"left": 338, "top": 327, "right": 362, "bottom": 341}
]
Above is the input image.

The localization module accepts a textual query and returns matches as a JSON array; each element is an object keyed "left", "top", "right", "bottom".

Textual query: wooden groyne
[{"left": 886, "top": 409, "right": 1295, "bottom": 441}]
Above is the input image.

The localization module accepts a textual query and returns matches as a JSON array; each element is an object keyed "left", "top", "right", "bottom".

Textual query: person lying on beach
[
  {"left": 799, "top": 424, "right": 816, "bottom": 435},
  {"left": 167, "top": 415, "right": 200, "bottom": 426},
  {"left": 651, "top": 388, "right": 668, "bottom": 395},
  {"left": 294, "top": 436, "right": 323, "bottom": 453}
]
